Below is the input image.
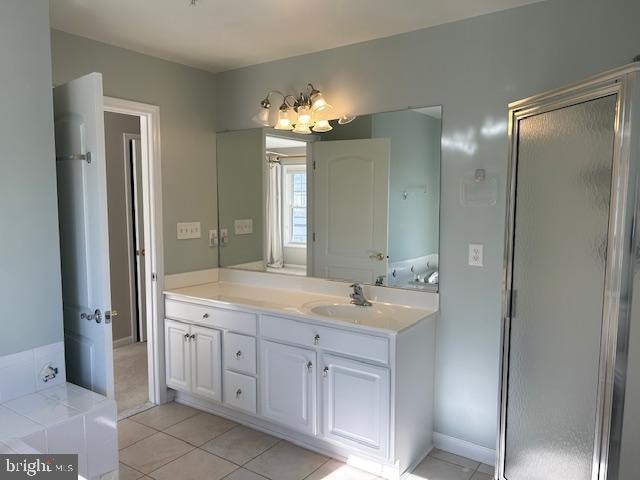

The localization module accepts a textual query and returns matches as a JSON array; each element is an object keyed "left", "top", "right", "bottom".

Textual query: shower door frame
[{"left": 497, "top": 64, "right": 640, "bottom": 480}]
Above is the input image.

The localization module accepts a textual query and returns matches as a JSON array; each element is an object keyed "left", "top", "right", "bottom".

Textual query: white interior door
[
  {"left": 54, "top": 72, "right": 114, "bottom": 397},
  {"left": 313, "top": 138, "right": 390, "bottom": 284}
]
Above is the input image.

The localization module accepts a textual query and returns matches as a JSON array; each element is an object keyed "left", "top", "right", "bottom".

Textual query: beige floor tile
[
  {"left": 409, "top": 457, "right": 475, "bottom": 480},
  {"left": 470, "top": 472, "right": 493, "bottom": 480},
  {"left": 305, "top": 459, "right": 381, "bottom": 480},
  {"left": 148, "top": 448, "right": 237, "bottom": 480},
  {"left": 202, "top": 425, "right": 279, "bottom": 465},
  {"left": 477, "top": 464, "right": 494, "bottom": 475},
  {"left": 119, "top": 463, "right": 144, "bottom": 480},
  {"left": 118, "top": 419, "right": 157, "bottom": 450},
  {"left": 245, "top": 441, "right": 327, "bottom": 480},
  {"left": 223, "top": 469, "right": 269, "bottom": 480},
  {"left": 164, "top": 412, "right": 237, "bottom": 446},
  {"left": 130, "top": 402, "right": 199, "bottom": 430},
  {"left": 119, "top": 432, "right": 194, "bottom": 473},
  {"left": 429, "top": 449, "right": 480, "bottom": 470}
]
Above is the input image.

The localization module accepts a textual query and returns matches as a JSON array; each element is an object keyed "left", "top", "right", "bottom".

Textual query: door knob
[{"left": 369, "top": 252, "right": 386, "bottom": 261}]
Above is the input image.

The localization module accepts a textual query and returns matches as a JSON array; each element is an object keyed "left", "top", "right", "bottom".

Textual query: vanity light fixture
[{"left": 255, "top": 84, "right": 335, "bottom": 134}]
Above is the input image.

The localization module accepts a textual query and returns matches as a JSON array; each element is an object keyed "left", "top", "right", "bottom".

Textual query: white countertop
[{"left": 164, "top": 281, "right": 436, "bottom": 333}]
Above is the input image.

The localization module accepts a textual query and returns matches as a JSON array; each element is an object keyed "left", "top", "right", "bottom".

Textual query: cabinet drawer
[
  {"left": 223, "top": 371, "right": 256, "bottom": 414},
  {"left": 261, "top": 315, "right": 389, "bottom": 364},
  {"left": 165, "top": 299, "right": 256, "bottom": 335},
  {"left": 223, "top": 332, "right": 256, "bottom": 375}
]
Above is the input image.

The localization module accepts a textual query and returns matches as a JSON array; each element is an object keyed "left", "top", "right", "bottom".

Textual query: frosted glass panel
[{"left": 505, "top": 95, "right": 617, "bottom": 480}]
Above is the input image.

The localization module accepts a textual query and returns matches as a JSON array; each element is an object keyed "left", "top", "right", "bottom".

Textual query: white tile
[
  {"left": 33, "top": 342, "right": 67, "bottom": 391},
  {"left": 47, "top": 415, "right": 88, "bottom": 477},
  {"left": 0, "top": 405, "right": 43, "bottom": 440},
  {"left": 20, "top": 430, "right": 47, "bottom": 453},
  {"left": 0, "top": 441, "right": 16, "bottom": 454},
  {"left": 3, "top": 393, "right": 81, "bottom": 426},
  {"left": 2, "top": 438, "right": 40, "bottom": 454},
  {"left": 0, "top": 349, "right": 36, "bottom": 402},
  {"left": 85, "top": 400, "right": 118, "bottom": 478},
  {"left": 40, "top": 382, "right": 106, "bottom": 413}
]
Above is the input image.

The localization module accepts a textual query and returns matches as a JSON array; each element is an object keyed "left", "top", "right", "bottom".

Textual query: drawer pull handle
[
  {"left": 183, "top": 333, "right": 190, "bottom": 341},
  {"left": 236, "top": 388, "right": 242, "bottom": 398},
  {"left": 307, "top": 361, "right": 313, "bottom": 372},
  {"left": 190, "top": 334, "right": 196, "bottom": 340},
  {"left": 322, "top": 366, "right": 329, "bottom": 377},
  {"left": 202, "top": 313, "right": 209, "bottom": 319},
  {"left": 313, "top": 334, "right": 320, "bottom": 345},
  {"left": 236, "top": 350, "right": 243, "bottom": 359}
]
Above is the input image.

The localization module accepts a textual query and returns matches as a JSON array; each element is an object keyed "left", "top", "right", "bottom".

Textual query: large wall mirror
[{"left": 216, "top": 106, "right": 441, "bottom": 291}]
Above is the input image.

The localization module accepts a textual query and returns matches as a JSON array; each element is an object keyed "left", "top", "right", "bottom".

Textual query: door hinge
[
  {"left": 313, "top": 160, "right": 316, "bottom": 170},
  {"left": 152, "top": 272, "right": 157, "bottom": 281}
]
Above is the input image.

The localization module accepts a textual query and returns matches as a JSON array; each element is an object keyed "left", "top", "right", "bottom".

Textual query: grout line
[
  {"left": 300, "top": 457, "right": 332, "bottom": 480},
  {"left": 427, "top": 452, "right": 481, "bottom": 472},
  {"left": 118, "top": 427, "right": 161, "bottom": 452},
  {"left": 143, "top": 444, "right": 198, "bottom": 476},
  {"left": 240, "top": 439, "right": 283, "bottom": 466}
]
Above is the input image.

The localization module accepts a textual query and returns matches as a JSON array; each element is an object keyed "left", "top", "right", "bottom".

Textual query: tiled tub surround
[
  {"left": 0, "top": 383, "right": 118, "bottom": 479},
  {"left": 163, "top": 276, "right": 438, "bottom": 479}
]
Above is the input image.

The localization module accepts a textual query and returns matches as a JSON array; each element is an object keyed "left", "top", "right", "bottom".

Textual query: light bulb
[
  {"left": 274, "top": 108, "right": 293, "bottom": 130},
  {"left": 255, "top": 106, "right": 271, "bottom": 126},
  {"left": 296, "top": 106, "right": 313, "bottom": 126},
  {"left": 312, "top": 119, "right": 333, "bottom": 132},
  {"left": 293, "top": 124, "right": 312, "bottom": 134},
  {"left": 311, "top": 92, "right": 332, "bottom": 112}
]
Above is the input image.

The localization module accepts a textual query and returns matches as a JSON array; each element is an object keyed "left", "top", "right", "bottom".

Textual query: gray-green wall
[
  {"left": 0, "top": 0, "right": 63, "bottom": 356},
  {"left": 217, "top": 129, "right": 264, "bottom": 266},
  {"left": 215, "top": 0, "right": 640, "bottom": 449},
  {"left": 371, "top": 111, "right": 440, "bottom": 263},
  {"left": 50, "top": 30, "right": 219, "bottom": 275}
]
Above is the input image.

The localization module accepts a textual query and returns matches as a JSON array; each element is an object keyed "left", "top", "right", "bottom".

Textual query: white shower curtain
[{"left": 266, "top": 156, "right": 284, "bottom": 268}]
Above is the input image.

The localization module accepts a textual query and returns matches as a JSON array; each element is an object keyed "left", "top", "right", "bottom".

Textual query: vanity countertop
[{"left": 164, "top": 281, "right": 436, "bottom": 333}]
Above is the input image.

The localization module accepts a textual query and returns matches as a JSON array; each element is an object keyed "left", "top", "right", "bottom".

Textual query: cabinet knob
[
  {"left": 202, "top": 313, "right": 209, "bottom": 319},
  {"left": 322, "top": 366, "right": 329, "bottom": 377},
  {"left": 236, "top": 388, "right": 242, "bottom": 398},
  {"left": 183, "top": 333, "right": 189, "bottom": 341},
  {"left": 190, "top": 334, "right": 196, "bottom": 340},
  {"left": 236, "top": 350, "right": 242, "bottom": 359},
  {"left": 307, "top": 361, "right": 313, "bottom": 372},
  {"left": 313, "top": 334, "right": 320, "bottom": 345}
]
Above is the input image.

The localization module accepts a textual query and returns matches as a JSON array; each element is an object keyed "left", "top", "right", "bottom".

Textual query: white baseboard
[
  {"left": 113, "top": 336, "right": 134, "bottom": 349},
  {"left": 164, "top": 268, "right": 219, "bottom": 289},
  {"left": 433, "top": 432, "right": 496, "bottom": 466}
]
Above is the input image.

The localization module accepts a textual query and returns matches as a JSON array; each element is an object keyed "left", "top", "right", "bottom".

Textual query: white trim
[
  {"left": 164, "top": 268, "right": 220, "bottom": 289},
  {"left": 113, "top": 336, "right": 134, "bottom": 349},
  {"left": 433, "top": 432, "right": 496, "bottom": 466},
  {"left": 104, "top": 96, "right": 165, "bottom": 405}
]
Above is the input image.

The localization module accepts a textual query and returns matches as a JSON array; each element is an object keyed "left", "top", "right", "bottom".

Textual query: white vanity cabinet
[
  {"left": 260, "top": 340, "right": 317, "bottom": 435},
  {"left": 165, "top": 319, "right": 222, "bottom": 402},
  {"left": 321, "top": 354, "right": 390, "bottom": 458},
  {"left": 164, "top": 288, "right": 436, "bottom": 480}
]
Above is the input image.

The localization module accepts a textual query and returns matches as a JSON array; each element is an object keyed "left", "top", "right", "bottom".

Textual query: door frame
[
  {"left": 104, "top": 96, "right": 166, "bottom": 405},
  {"left": 497, "top": 64, "right": 640, "bottom": 480}
]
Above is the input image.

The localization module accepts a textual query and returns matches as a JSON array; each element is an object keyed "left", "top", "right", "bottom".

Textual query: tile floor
[
  {"left": 114, "top": 342, "right": 149, "bottom": 414},
  {"left": 118, "top": 402, "right": 494, "bottom": 480}
]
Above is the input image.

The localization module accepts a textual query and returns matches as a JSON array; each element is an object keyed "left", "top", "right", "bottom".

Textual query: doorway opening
[{"left": 103, "top": 98, "right": 164, "bottom": 418}]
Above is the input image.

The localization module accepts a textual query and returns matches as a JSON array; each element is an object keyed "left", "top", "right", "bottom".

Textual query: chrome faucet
[{"left": 350, "top": 283, "right": 372, "bottom": 307}]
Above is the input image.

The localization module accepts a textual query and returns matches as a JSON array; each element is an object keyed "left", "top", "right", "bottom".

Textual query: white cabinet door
[
  {"left": 191, "top": 325, "right": 222, "bottom": 402},
  {"left": 261, "top": 340, "right": 316, "bottom": 435},
  {"left": 165, "top": 320, "right": 191, "bottom": 392},
  {"left": 321, "top": 354, "right": 390, "bottom": 458}
]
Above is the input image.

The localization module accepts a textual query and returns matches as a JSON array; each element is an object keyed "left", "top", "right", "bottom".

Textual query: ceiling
[{"left": 50, "top": 0, "right": 543, "bottom": 73}]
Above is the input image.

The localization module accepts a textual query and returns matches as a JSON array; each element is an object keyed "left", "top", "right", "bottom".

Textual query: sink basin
[{"left": 304, "top": 302, "right": 392, "bottom": 323}]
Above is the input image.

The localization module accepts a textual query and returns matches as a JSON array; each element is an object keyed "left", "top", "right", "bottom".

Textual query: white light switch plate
[
  {"left": 469, "top": 243, "right": 484, "bottom": 267},
  {"left": 234, "top": 219, "right": 253, "bottom": 235},
  {"left": 177, "top": 222, "right": 201, "bottom": 240},
  {"left": 209, "top": 229, "right": 218, "bottom": 247}
]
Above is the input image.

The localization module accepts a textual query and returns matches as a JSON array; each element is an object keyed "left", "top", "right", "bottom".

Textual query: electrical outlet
[
  {"left": 177, "top": 222, "right": 201, "bottom": 240},
  {"left": 234, "top": 219, "right": 253, "bottom": 235},
  {"left": 209, "top": 229, "right": 218, "bottom": 247},
  {"left": 469, "top": 243, "right": 484, "bottom": 267}
]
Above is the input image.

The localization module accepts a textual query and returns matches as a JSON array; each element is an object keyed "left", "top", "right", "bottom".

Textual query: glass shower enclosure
[{"left": 498, "top": 64, "right": 640, "bottom": 480}]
